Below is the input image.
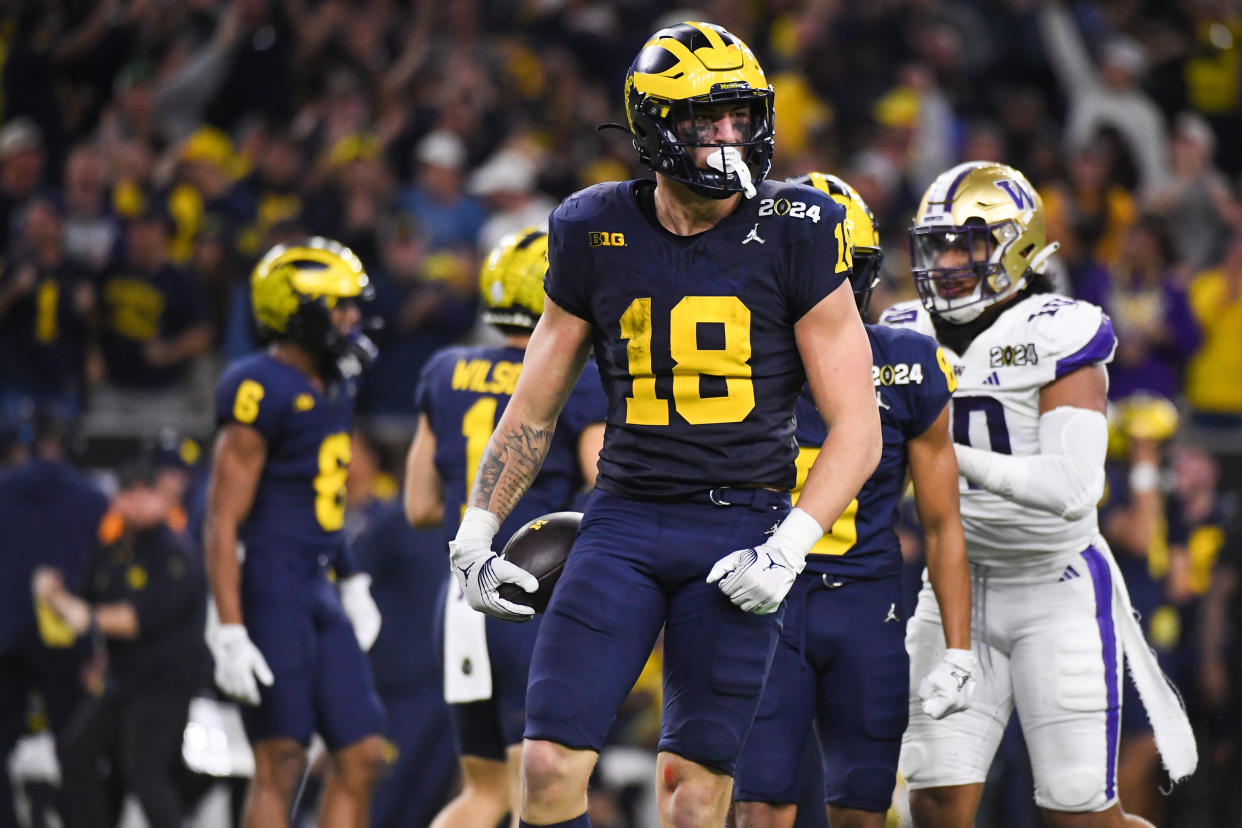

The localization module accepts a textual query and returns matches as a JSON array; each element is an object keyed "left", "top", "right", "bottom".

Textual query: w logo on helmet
[{"left": 994, "top": 179, "right": 1035, "bottom": 211}]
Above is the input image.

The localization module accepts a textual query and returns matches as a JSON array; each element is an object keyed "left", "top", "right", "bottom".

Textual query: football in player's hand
[{"left": 497, "top": 511, "right": 582, "bottom": 613}]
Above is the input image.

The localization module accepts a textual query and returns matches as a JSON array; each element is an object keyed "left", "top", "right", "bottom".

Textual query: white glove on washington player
[
  {"left": 449, "top": 507, "right": 538, "bottom": 622},
  {"left": 706, "top": 508, "right": 822, "bottom": 614},
  {"left": 918, "top": 648, "right": 978, "bottom": 719}
]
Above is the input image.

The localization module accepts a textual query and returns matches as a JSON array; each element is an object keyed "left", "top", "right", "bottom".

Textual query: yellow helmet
[
  {"left": 910, "top": 161, "right": 1059, "bottom": 323},
  {"left": 624, "top": 21, "right": 774, "bottom": 198},
  {"left": 479, "top": 227, "right": 548, "bottom": 331},
  {"left": 789, "top": 171, "right": 883, "bottom": 314},
  {"left": 251, "top": 236, "right": 372, "bottom": 355}
]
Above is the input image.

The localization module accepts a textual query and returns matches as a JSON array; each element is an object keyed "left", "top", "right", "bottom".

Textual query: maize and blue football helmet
[
  {"left": 624, "top": 21, "right": 774, "bottom": 199},
  {"left": 250, "top": 237, "right": 374, "bottom": 367},
  {"left": 789, "top": 171, "right": 883, "bottom": 315},
  {"left": 480, "top": 227, "right": 548, "bottom": 332}
]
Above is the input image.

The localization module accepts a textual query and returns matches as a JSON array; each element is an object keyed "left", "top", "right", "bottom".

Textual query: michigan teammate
[
  {"left": 204, "top": 238, "right": 389, "bottom": 828},
  {"left": 882, "top": 162, "right": 1196, "bottom": 827},
  {"left": 447, "top": 22, "right": 881, "bottom": 828},
  {"left": 404, "top": 227, "right": 606, "bottom": 828},
  {"left": 732, "top": 174, "right": 973, "bottom": 828}
]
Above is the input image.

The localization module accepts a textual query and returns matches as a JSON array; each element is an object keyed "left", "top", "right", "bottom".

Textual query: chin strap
[{"left": 1028, "top": 241, "right": 1061, "bottom": 274}]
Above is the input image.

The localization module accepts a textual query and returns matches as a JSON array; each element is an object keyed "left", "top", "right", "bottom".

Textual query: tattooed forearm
[{"left": 469, "top": 421, "right": 554, "bottom": 521}]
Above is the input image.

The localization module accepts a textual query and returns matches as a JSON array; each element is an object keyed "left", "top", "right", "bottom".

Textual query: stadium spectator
[
  {"left": 1145, "top": 112, "right": 1242, "bottom": 271},
  {"left": 1185, "top": 235, "right": 1242, "bottom": 445},
  {"left": 1078, "top": 216, "right": 1201, "bottom": 401},
  {"left": 356, "top": 216, "right": 477, "bottom": 429},
  {"left": 396, "top": 130, "right": 486, "bottom": 252},
  {"left": 1039, "top": 1, "right": 1171, "bottom": 197},
  {"left": 43, "top": 459, "right": 208, "bottom": 828},
  {"left": 94, "top": 209, "right": 213, "bottom": 393},
  {"left": 61, "top": 142, "right": 123, "bottom": 275},
  {"left": 470, "top": 149, "right": 556, "bottom": 255},
  {"left": 1041, "top": 141, "right": 1138, "bottom": 278},
  {"left": 0, "top": 118, "right": 48, "bottom": 256},
  {"left": 0, "top": 198, "right": 97, "bottom": 427}
]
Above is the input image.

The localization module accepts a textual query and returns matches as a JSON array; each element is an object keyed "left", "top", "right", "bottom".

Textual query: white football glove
[
  {"left": 919, "top": 648, "right": 978, "bottom": 720},
  {"left": 706, "top": 508, "right": 821, "bottom": 614},
  {"left": 208, "top": 623, "right": 274, "bottom": 706},
  {"left": 338, "top": 573, "right": 382, "bottom": 651},
  {"left": 449, "top": 507, "right": 538, "bottom": 622}
]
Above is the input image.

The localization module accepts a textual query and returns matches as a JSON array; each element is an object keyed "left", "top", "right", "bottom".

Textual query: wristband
[
  {"left": 1128, "top": 461, "right": 1160, "bottom": 494},
  {"left": 456, "top": 506, "right": 500, "bottom": 543},
  {"left": 771, "top": 507, "right": 824, "bottom": 564}
]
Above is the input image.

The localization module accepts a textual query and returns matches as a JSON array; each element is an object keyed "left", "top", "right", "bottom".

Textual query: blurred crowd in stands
[{"left": 2, "top": 0, "right": 1242, "bottom": 825}]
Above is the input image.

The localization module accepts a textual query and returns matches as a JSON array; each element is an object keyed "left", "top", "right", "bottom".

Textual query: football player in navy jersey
[
  {"left": 731, "top": 174, "right": 973, "bottom": 828},
  {"left": 403, "top": 227, "right": 606, "bottom": 828},
  {"left": 203, "top": 238, "right": 389, "bottom": 828},
  {"left": 446, "top": 22, "right": 881, "bottom": 828}
]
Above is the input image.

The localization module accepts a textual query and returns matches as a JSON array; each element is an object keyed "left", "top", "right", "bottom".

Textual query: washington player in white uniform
[{"left": 882, "top": 162, "right": 1196, "bottom": 828}]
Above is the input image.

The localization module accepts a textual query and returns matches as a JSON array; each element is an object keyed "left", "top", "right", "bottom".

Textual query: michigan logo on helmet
[
  {"left": 624, "top": 21, "right": 774, "bottom": 199},
  {"left": 479, "top": 227, "right": 548, "bottom": 332},
  {"left": 790, "top": 172, "right": 883, "bottom": 314},
  {"left": 251, "top": 237, "right": 373, "bottom": 359},
  {"left": 909, "top": 161, "right": 1060, "bottom": 324}
]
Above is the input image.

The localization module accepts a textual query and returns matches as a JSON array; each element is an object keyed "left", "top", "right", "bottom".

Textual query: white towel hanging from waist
[{"left": 443, "top": 576, "right": 493, "bottom": 703}]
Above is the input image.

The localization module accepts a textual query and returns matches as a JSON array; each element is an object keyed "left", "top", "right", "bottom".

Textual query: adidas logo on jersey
[{"left": 982, "top": 371, "right": 1001, "bottom": 386}]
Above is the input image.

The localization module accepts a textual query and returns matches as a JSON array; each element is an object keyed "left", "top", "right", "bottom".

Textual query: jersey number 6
[{"left": 620, "top": 296, "right": 755, "bottom": 426}]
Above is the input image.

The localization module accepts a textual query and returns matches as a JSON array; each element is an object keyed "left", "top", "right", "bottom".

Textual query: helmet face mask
[
  {"left": 625, "top": 22, "right": 774, "bottom": 199},
  {"left": 910, "top": 220, "right": 1018, "bottom": 323},
  {"left": 910, "top": 161, "right": 1057, "bottom": 324}
]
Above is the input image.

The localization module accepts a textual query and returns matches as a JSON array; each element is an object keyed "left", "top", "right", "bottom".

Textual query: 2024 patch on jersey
[
  {"left": 881, "top": 293, "right": 1116, "bottom": 566},
  {"left": 545, "top": 178, "right": 848, "bottom": 499}
]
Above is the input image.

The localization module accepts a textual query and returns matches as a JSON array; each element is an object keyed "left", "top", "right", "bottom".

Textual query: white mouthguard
[{"left": 706, "top": 147, "right": 756, "bottom": 198}]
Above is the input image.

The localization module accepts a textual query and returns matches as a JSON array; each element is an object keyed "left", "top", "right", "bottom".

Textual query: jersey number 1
[{"left": 620, "top": 296, "right": 755, "bottom": 426}]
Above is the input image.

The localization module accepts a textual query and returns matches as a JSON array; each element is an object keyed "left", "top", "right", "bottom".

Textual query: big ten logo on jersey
[
  {"left": 872, "top": 362, "right": 924, "bottom": 386},
  {"left": 757, "top": 197, "right": 821, "bottom": 223},
  {"left": 989, "top": 343, "right": 1038, "bottom": 368},
  {"left": 588, "top": 231, "right": 626, "bottom": 248},
  {"left": 451, "top": 358, "right": 523, "bottom": 395}
]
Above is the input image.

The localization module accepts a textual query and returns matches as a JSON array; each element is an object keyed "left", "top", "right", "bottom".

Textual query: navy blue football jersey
[
  {"left": 793, "top": 325, "right": 954, "bottom": 579},
  {"left": 215, "top": 352, "right": 354, "bottom": 556},
  {"left": 545, "top": 179, "right": 849, "bottom": 499},
  {"left": 415, "top": 344, "right": 607, "bottom": 546}
]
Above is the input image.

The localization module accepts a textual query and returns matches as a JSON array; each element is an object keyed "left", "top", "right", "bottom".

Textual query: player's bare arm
[
  {"left": 794, "top": 280, "right": 883, "bottom": 530},
  {"left": 403, "top": 412, "right": 444, "bottom": 527},
  {"left": 576, "top": 423, "right": 605, "bottom": 488},
  {"left": 1039, "top": 362, "right": 1108, "bottom": 415},
  {"left": 451, "top": 298, "right": 593, "bottom": 622},
  {"left": 908, "top": 405, "right": 971, "bottom": 653},
  {"left": 468, "top": 298, "right": 594, "bottom": 522},
  {"left": 204, "top": 423, "right": 266, "bottom": 626}
]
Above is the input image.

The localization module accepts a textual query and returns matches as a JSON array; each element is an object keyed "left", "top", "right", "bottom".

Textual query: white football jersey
[{"left": 881, "top": 293, "right": 1116, "bottom": 566}]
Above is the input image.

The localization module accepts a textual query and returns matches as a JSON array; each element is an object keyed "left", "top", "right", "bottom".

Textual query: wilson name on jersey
[
  {"left": 415, "top": 344, "right": 606, "bottom": 546},
  {"left": 215, "top": 352, "right": 354, "bottom": 558},
  {"left": 881, "top": 293, "right": 1117, "bottom": 565},
  {"left": 545, "top": 179, "right": 848, "bottom": 499},
  {"left": 793, "top": 325, "right": 954, "bottom": 579}
]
